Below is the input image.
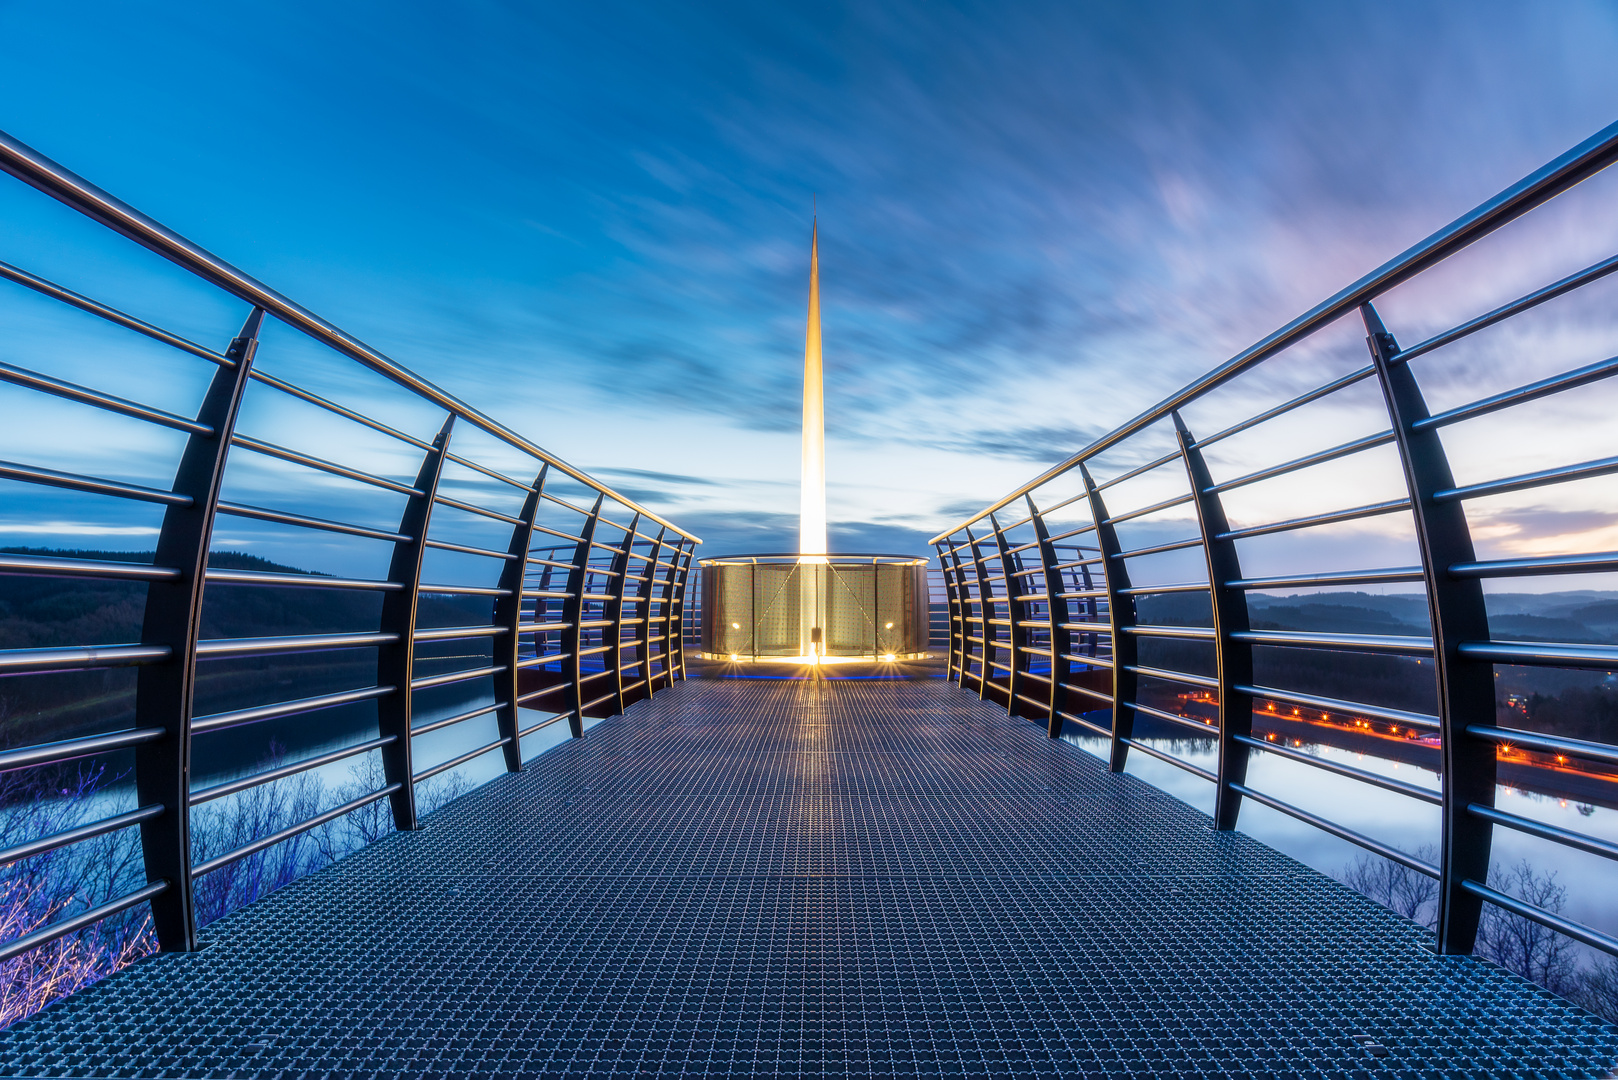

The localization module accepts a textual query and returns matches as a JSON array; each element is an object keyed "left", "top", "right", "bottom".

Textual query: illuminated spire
[{"left": 799, "top": 218, "right": 826, "bottom": 557}]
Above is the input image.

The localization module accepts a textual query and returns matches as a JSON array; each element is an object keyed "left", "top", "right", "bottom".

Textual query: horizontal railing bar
[
  {"left": 1461, "top": 878, "right": 1618, "bottom": 957},
  {"left": 215, "top": 500, "right": 409, "bottom": 543},
  {"left": 412, "top": 625, "right": 507, "bottom": 642},
  {"left": 1394, "top": 252, "right": 1618, "bottom": 365},
  {"left": 0, "top": 552, "right": 178, "bottom": 582},
  {"left": 409, "top": 665, "right": 505, "bottom": 691},
  {"left": 0, "top": 804, "right": 164, "bottom": 867},
  {"left": 1417, "top": 353, "right": 1618, "bottom": 432},
  {"left": 195, "top": 632, "right": 396, "bottom": 659},
  {"left": 1119, "top": 738, "right": 1217, "bottom": 782},
  {"left": 1126, "top": 664, "right": 1219, "bottom": 690},
  {"left": 1093, "top": 450, "right": 1183, "bottom": 493},
  {"left": 1450, "top": 551, "right": 1618, "bottom": 578},
  {"left": 1195, "top": 365, "right": 1378, "bottom": 449},
  {"left": 0, "top": 880, "right": 168, "bottom": 966},
  {"left": 423, "top": 538, "right": 518, "bottom": 561},
  {"left": 0, "top": 258, "right": 228, "bottom": 363},
  {"left": 1469, "top": 802, "right": 1618, "bottom": 864},
  {"left": 1217, "top": 498, "right": 1411, "bottom": 543},
  {"left": 191, "top": 786, "right": 400, "bottom": 879},
  {"left": 578, "top": 689, "right": 617, "bottom": 711},
  {"left": 522, "top": 589, "right": 575, "bottom": 599},
  {"left": 421, "top": 582, "right": 511, "bottom": 597},
  {"left": 1120, "top": 624, "right": 1216, "bottom": 641},
  {"left": 515, "top": 652, "right": 570, "bottom": 670},
  {"left": 929, "top": 117, "right": 1618, "bottom": 543},
  {"left": 1128, "top": 700, "right": 1217, "bottom": 736},
  {"left": 1465, "top": 723, "right": 1618, "bottom": 767},
  {"left": 1117, "top": 537, "right": 1206, "bottom": 562},
  {"left": 411, "top": 702, "right": 502, "bottom": 737},
  {"left": 433, "top": 494, "right": 524, "bottom": 526},
  {"left": 1047, "top": 524, "right": 1097, "bottom": 543},
  {"left": 517, "top": 712, "right": 569, "bottom": 737},
  {"left": 1228, "top": 567, "right": 1425, "bottom": 590},
  {"left": 0, "top": 726, "right": 165, "bottom": 773},
  {"left": 1233, "top": 733, "right": 1441, "bottom": 805},
  {"left": 1106, "top": 493, "right": 1194, "bottom": 526},
  {"left": 1231, "top": 783, "right": 1438, "bottom": 877},
  {"left": 1232, "top": 629, "right": 1433, "bottom": 655},
  {"left": 527, "top": 557, "right": 580, "bottom": 571},
  {"left": 1238, "top": 683, "right": 1440, "bottom": 731},
  {"left": 0, "top": 459, "right": 190, "bottom": 506},
  {"left": 192, "top": 685, "right": 395, "bottom": 734},
  {"left": 1207, "top": 431, "right": 1395, "bottom": 495},
  {"left": 247, "top": 369, "right": 433, "bottom": 450},
  {"left": 516, "top": 682, "right": 568, "bottom": 703},
  {"left": 0, "top": 643, "right": 169, "bottom": 674},
  {"left": 1054, "top": 556, "right": 1104, "bottom": 570},
  {"left": 232, "top": 435, "right": 423, "bottom": 497},
  {"left": 1457, "top": 639, "right": 1618, "bottom": 669},
  {"left": 0, "top": 359, "right": 212, "bottom": 434},
  {"left": 517, "top": 621, "right": 571, "bottom": 633},
  {"left": 1062, "top": 653, "right": 1113, "bottom": 668},
  {"left": 205, "top": 567, "right": 401, "bottom": 591},
  {"left": 442, "top": 452, "right": 533, "bottom": 492},
  {"left": 1056, "top": 709, "right": 1111, "bottom": 737},
  {"left": 1061, "top": 682, "right": 1114, "bottom": 705},
  {"left": 1115, "top": 581, "right": 1208, "bottom": 596},
  {"left": 1437, "top": 454, "right": 1618, "bottom": 503},
  {"left": 190, "top": 736, "right": 394, "bottom": 805}
]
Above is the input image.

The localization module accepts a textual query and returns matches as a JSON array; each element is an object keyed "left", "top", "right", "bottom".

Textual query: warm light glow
[
  {"left": 885, "top": 622, "right": 893, "bottom": 629},
  {"left": 881, "top": 653, "right": 896, "bottom": 662}
]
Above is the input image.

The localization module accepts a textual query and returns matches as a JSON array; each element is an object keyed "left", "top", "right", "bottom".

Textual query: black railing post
[
  {"left": 604, "top": 512, "right": 640, "bottom": 716},
  {"left": 1363, "top": 301, "right": 1497, "bottom": 955},
  {"left": 934, "top": 541, "right": 964, "bottom": 683},
  {"left": 133, "top": 306, "right": 263, "bottom": 952},
  {"left": 1025, "top": 495, "right": 1070, "bottom": 738},
  {"left": 494, "top": 463, "right": 548, "bottom": 772},
  {"left": 1079, "top": 463, "right": 1136, "bottom": 773},
  {"left": 376, "top": 413, "right": 456, "bottom": 831},
  {"left": 653, "top": 533, "right": 681, "bottom": 687},
  {"left": 559, "top": 494, "right": 604, "bottom": 737},
  {"left": 988, "top": 512, "right": 1024, "bottom": 715},
  {"left": 1172, "top": 412, "right": 1254, "bottom": 831}
]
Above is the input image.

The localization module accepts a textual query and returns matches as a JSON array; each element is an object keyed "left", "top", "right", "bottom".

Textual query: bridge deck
[{"left": 3, "top": 676, "right": 1614, "bottom": 1077}]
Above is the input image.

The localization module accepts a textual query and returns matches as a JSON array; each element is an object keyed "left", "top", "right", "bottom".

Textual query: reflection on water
[{"left": 1059, "top": 727, "right": 1618, "bottom": 941}]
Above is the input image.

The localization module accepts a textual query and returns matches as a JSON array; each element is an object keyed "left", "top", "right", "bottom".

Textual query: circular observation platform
[{"left": 698, "top": 553, "right": 930, "bottom": 663}]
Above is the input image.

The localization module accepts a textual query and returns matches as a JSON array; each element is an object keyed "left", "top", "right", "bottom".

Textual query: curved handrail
[{"left": 0, "top": 127, "right": 699, "bottom": 543}]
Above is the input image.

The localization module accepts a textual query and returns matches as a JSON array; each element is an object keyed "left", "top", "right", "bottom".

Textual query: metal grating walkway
[{"left": 3, "top": 677, "right": 1616, "bottom": 1078}]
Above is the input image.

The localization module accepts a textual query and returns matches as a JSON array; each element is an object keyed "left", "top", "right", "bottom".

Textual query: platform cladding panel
[{"left": 699, "top": 555, "right": 929, "bottom": 660}]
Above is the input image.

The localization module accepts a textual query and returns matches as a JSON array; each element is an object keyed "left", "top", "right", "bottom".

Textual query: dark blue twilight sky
[{"left": 1, "top": 2, "right": 1616, "bottom": 560}]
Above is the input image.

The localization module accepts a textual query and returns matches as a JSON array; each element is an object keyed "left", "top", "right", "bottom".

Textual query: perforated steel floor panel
[{"left": 4, "top": 677, "right": 1616, "bottom": 1078}]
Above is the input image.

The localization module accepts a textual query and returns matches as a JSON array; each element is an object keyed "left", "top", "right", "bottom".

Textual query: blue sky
[{"left": 1, "top": 1, "right": 1617, "bottom": 564}]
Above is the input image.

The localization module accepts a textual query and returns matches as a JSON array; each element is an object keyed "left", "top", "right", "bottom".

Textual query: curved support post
[
  {"left": 377, "top": 413, "right": 456, "bottom": 830},
  {"left": 559, "top": 494, "right": 605, "bottom": 736},
  {"left": 1363, "top": 301, "right": 1496, "bottom": 955},
  {"left": 1078, "top": 463, "right": 1136, "bottom": 773},
  {"left": 668, "top": 539, "right": 694, "bottom": 681},
  {"left": 934, "top": 541, "right": 965, "bottom": 683},
  {"left": 963, "top": 525, "right": 996, "bottom": 700},
  {"left": 652, "top": 532, "right": 681, "bottom": 688},
  {"left": 638, "top": 526, "right": 667, "bottom": 697},
  {"left": 988, "top": 511, "right": 1026, "bottom": 715},
  {"left": 1172, "top": 412, "right": 1254, "bottom": 831},
  {"left": 1024, "top": 495, "right": 1071, "bottom": 738},
  {"left": 494, "top": 463, "right": 548, "bottom": 772},
  {"left": 603, "top": 512, "right": 640, "bottom": 716},
  {"left": 134, "top": 306, "right": 263, "bottom": 952}
]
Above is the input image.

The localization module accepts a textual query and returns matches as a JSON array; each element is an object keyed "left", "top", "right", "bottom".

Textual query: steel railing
[
  {"left": 932, "top": 119, "right": 1618, "bottom": 958},
  {"left": 0, "top": 127, "right": 698, "bottom": 959}
]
